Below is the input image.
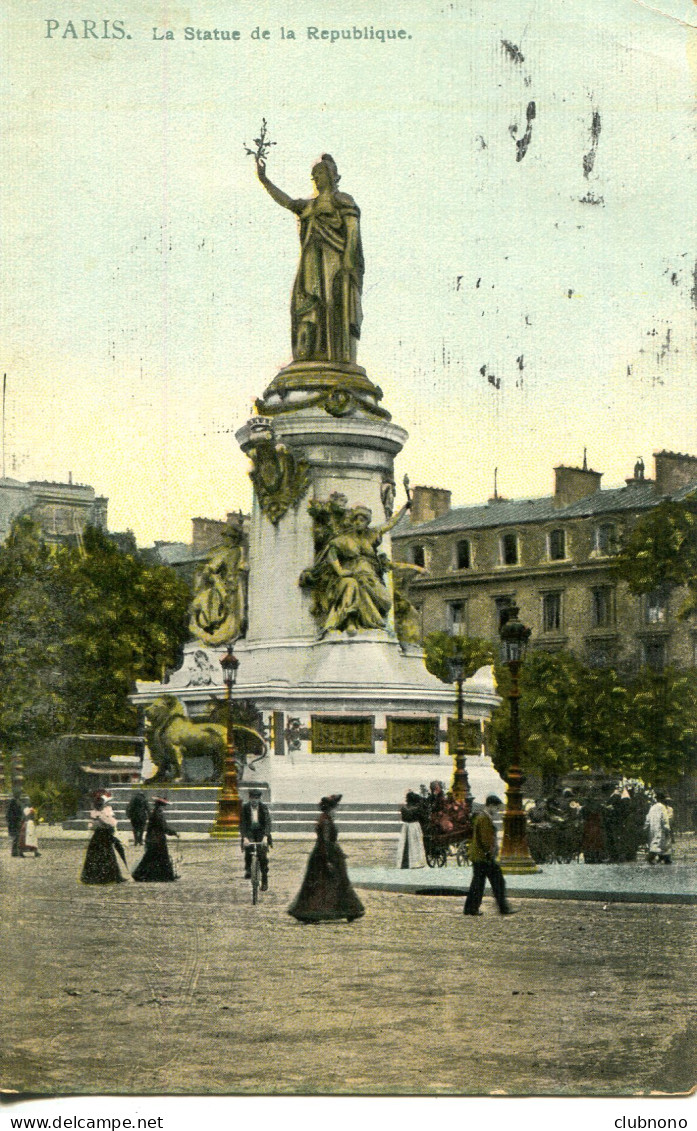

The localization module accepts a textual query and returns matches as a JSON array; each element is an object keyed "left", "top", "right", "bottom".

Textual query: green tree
[
  {"left": 422, "top": 631, "right": 495, "bottom": 684},
  {"left": 423, "top": 632, "right": 697, "bottom": 789},
  {"left": 54, "top": 525, "right": 191, "bottom": 734},
  {"left": 613, "top": 491, "right": 697, "bottom": 619},
  {"left": 0, "top": 519, "right": 191, "bottom": 806},
  {"left": 0, "top": 517, "right": 70, "bottom": 751}
]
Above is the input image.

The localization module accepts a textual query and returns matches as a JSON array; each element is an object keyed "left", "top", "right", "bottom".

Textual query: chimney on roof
[
  {"left": 409, "top": 486, "right": 451, "bottom": 524},
  {"left": 191, "top": 516, "right": 228, "bottom": 552},
  {"left": 553, "top": 464, "right": 602, "bottom": 508},
  {"left": 654, "top": 450, "right": 697, "bottom": 495}
]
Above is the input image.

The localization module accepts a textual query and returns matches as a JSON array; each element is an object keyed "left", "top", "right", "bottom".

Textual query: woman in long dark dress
[
  {"left": 288, "top": 795, "right": 365, "bottom": 923},
  {"left": 132, "top": 798, "right": 179, "bottom": 882},
  {"left": 81, "top": 791, "right": 128, "bottom": 884}
]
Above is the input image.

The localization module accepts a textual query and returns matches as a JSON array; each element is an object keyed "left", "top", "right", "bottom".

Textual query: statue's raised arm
[
  {"left": 255, "top": 156, "right": 303, "bottom": 215},
  {"left": 251, "top": 145, "right": 364, "bottom": 365}
]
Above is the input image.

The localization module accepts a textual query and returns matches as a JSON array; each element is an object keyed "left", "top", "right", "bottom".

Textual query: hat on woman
[
  {"left": 153, "top": 797, "right": 169, "bottom": 806},
  {"left": 319, "top": 793, "right": 342, "bottom": 811}
]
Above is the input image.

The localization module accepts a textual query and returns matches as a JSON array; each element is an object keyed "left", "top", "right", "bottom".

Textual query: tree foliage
[
  {"left": 424, "top": 631, "right": 697, "bottom": 788},
  {"left": 0, "top": 520, "right": 191, "bottom": 793},
  {"left": 612, "top": 492, "right": 697, "bottom": 619},
  {"left": 422, "top": 631, "right": 495, "bottom": 684}
]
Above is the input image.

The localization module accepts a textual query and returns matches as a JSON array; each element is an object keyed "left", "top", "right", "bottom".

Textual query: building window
[
  {"left": 591, "top": 586, "right": 615, "bottom": 628},
  {"left": 542, "top": 592, "right": 562, "bottom": 633},
  {"left": 412, "top": 544, "right": 425, "bottom": 568},
  {"left": 501, "top": 533, "right": 519, "bottom": 566},
  {"left": 594, "top": 523, "right": 616, "bottom": 555},
  {"left": 587, "top": 641, "right": 615, "bottom": 668},
  {"left": 447, "top": 600, "right": 467, "bottom": 635},
  {"left": 455, "top": 539, "right": 471, "bottom": 570},
  {"left": 642, "top": 639, "right": 666, "bottom": 671},
  {"left": 645, "top": 589, "right": 668, "bottom": 624},
  {"left": 494, "top": 595, "right": 515, "bottom": 631},
  {"left": 549, "top": 529, "right": 566, "bottom": 561}
]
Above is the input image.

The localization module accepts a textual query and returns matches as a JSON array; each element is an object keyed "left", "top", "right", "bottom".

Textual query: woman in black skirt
[
  {"left": 133, "top": 798, "right": 179, "bottom": 882},
  {"left": 288, "top": 794, "right": 365, "bottom": 923},
  {"left": 80, "top": 791, "right": 128, "bottom": 884}
]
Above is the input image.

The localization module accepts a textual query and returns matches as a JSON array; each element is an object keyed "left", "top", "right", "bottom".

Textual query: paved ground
[
  {"left": 351, "top": 862, "right": 697, "bottom": 903},
  {"left": 1, "top": 835, "right": 696, "bottom": 1097}
]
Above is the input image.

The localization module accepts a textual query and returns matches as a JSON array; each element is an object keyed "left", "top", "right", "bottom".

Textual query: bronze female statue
[
  {"left": 301, "top": 496, "right": 410, "bottom": 636},
  {"left": 255, "top": 152, "right": 364, "bottom": 365}
]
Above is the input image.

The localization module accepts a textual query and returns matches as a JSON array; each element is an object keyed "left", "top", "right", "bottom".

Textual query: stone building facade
[
  {"left": 0, "top": 476, "right": 108, "bottom": 545},
  {"left": 392, "top": 451, "right": 697, "bottom": 672}
]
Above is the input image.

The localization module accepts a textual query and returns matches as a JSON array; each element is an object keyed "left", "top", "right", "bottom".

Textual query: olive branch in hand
[{"left": 243, "top": 119, "right": 277, "bottom": 162}]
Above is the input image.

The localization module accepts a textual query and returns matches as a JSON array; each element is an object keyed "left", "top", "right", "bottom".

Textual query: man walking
[
  {"left": 464, "top": 794, "right": 514, "bottom": 916},
  {"left": 240, "top": 788, "right": 272, "bottom": 891}
]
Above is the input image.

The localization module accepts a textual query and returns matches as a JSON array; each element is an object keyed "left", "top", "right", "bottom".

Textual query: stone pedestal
[{"left": 134, "top": 362, "right": 505, "bottom": 805}]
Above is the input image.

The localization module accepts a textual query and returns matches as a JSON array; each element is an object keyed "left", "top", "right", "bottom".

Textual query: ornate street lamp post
[
  {"left": 498, "top": 607, "right": 539, "bottom": 874},
  {"left": 210, "top": 644, "right": 241, "bottom": 839},
  {"left": 447, "top": 654, "right": 471, "bottom": 805}
]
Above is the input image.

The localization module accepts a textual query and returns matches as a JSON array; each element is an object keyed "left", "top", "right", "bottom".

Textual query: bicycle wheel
[{"left": 250, "top": 854, "right": 260, "bottom": 904}]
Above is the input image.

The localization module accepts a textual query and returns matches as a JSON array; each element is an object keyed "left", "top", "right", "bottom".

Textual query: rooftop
[{"left": 393, "top": 479, "right": 697, "bottom": 537}]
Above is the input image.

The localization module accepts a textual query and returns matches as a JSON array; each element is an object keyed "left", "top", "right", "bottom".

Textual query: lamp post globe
[
  {"left": 497, "top": 607, "right": 539, "bottom": 874},
  {"left": 210, "top": 644, "right": 242, "bottom": 839}
]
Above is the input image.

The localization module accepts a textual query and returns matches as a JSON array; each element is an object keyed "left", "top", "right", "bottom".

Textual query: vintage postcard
[{"left": 1, "top": 0, "right": 696, "bottom": 1119}]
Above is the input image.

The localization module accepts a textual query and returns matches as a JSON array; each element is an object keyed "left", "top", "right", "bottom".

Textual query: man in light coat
[{"left": 645, "top": 791, "right": 672, "bottom": 864}]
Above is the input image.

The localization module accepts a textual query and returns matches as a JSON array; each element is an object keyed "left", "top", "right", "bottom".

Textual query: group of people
[
  {"left": 80, "top": 790, "right": 180, "bottom": 884},
  {"left": 5, "top": 777, "right": 679, "bottom": 920},
  {"left": 395, "top": 780, "right": 471, "bottom": 869},
  {"left": 9, "top": 783, "right": 365, "bottom": 924},
  {"left": 238, "top": 787, "right": 365, "bottom": 921},
  {"left": 526, "top": 782, "right": 673, "bottom": 865},
  {"left": 395, "top": 784, "right": 514, "bottom": 916}
]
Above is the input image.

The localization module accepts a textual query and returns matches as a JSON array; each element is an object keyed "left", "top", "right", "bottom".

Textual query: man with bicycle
[{"left": 240, "top": 788, "right": 272, "bottom": 891}]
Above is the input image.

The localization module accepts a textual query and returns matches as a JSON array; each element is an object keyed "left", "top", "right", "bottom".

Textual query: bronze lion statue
[{"left": 145, "top": 696, "right": 226, "bottom": 783}]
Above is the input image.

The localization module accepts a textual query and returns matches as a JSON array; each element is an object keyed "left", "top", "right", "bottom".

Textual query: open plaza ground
[{"left": 1, "top": 833, "right": 696, "bottom": 1099}]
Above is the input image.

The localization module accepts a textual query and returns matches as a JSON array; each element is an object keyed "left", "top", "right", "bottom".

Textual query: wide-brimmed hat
[
  {"left": 153, "top": 797, "right": 169, "bottom": 805},
  {"left": 319, "top": 793, "right": 342, "bottom": 810}
]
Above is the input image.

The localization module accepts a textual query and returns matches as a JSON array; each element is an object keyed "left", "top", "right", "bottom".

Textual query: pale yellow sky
[{"left": 2, "top": 0, "right": 696, "bottom": 543}]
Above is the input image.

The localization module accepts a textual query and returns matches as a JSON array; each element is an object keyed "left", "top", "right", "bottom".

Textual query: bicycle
[{"left": 245, "top": 842, "right": 268, "bottom": 904}]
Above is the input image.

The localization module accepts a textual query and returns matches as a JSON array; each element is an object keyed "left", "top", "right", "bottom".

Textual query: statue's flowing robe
[{"left": 289, "top": 191, "right": 364, "bottom": 363}]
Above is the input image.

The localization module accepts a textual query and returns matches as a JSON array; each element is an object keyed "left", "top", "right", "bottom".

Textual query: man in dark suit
[
  {"left": 6, "top": 793, "right": 23, "bottom": 856},
  {"left": 463, "top": 794, "right": 514, "bottom": 916},
  {"left": 126, "top": 790, "right": 150, "bottom": 846},
  {"left": 240, "top": 788, "right": 272, "bottom": 891}
]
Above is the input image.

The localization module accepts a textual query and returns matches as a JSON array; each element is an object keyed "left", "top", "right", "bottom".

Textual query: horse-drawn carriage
[
  {"left": 422, "top": 796, "right": 473, "bottom": 868},
  {"left": 525, "top": 812, "right": 584, "bottom": 864}
]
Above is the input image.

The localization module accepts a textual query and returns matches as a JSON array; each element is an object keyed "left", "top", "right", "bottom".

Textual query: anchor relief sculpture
[{"left": 245, "top": 418, "right": 310, "bottom": 525}]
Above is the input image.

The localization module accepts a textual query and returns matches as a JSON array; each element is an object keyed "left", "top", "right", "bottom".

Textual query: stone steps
[{"left": 62, "top": 785, "right": 402, "bottom": 836}]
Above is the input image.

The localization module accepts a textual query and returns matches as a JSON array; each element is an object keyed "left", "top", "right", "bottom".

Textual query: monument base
[{"left": 133, "top": 638, "right": 506, "bottom": 806}]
